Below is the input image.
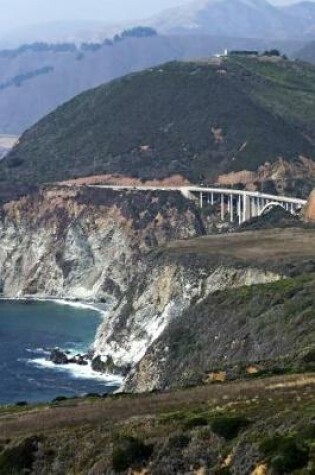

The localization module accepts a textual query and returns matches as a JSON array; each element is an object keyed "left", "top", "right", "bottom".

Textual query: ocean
[{"left": 0, "top": 300, "right": 121, "bottom": 405}]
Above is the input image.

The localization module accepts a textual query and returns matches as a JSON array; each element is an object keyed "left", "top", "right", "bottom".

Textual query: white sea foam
[
  {"left": 0, "top": 297, "right": 107, "bottom": 318},
  {"left": 26, "top": 348, "right": 50, "bottom": 356},
  {"left": 2, "top": 296, "right": 123, "bottom": 387},
  {"left": 29, "top": 357, "right": 123, "bottom": 385},
  {"left": 35, "top": 298, "right": 108, "bottom": 318}
]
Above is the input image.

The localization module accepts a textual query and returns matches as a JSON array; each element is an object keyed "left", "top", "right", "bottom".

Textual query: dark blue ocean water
[{"left": 0, "top": 300, "right": 120, "bottom": 404}]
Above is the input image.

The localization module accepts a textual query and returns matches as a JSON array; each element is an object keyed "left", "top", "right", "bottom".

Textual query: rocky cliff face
[
  {"left": 0, "top": 187, "right": 209, "bottom": 300},
  {"left": 0, "top": 186, "right": 206, "bottom": 300},
  {"left": 94, "top": 258, "right": 280, "bottom": 376},
  {"left": 0, "top": 186, "right": 288, "bottom": 392}
]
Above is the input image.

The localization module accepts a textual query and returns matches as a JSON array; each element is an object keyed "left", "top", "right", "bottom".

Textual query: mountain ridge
[
  {"left": 1, "top": 55, "right": 315, "bottom": 202},
  {"left": 1, "top": 0, "right": 315, "bottom": 135},
  {"left": 149, "top": 0, "right": 315, "bottom": 39},
  {"left": 0, "top": 33, "right": 305, "bottom": 135}
]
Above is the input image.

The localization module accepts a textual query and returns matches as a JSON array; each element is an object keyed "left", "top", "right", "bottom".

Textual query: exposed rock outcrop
[
  {"left": 94, "top": 260, "right": 280, "bottom": 376},
  {"left": 2, "top": 185, "right": 310, "bottom": 394},
  {"left": 304, "top": 189, "right": 315, "bottom": 222},
  {"left": 216, "top": 157, "right": 315, "bottom": 196},
  {"left": 0, "top": 185, "right": 205, "bottom": 299}
]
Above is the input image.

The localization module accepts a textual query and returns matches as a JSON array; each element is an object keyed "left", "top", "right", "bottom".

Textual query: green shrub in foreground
[
  {"left": 112, "top": 435, "right": 153, "bottom": 471},
  {"left": 260, "top": 435, "right": 309, "bottom": 473},
  {"left": 210, "top": 416, "right": 250, "bottom": 440},
  {"left": 0, "top": 436, "right": 41, "bottom": 474}
]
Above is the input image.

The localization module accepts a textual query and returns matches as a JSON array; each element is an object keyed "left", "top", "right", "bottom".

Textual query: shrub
[
  {"left": 52, "top": 395, "right": 68, "bottom": 403},
  {"left": 84, "top": 393, "right": 101, "bottom": 399},
  {"left": 112, "top": 435, "right": 153, "bottom": 471},
  {"left": 15, "top": 401, "right": 28, "bottom": 407},
  {"left": 211, "top": 416, "right": 250, "bottom": 440},
  {"left": 260, "top": 435, "right": 309, "bottom": 473},
  {"left": 167, "top": 434, "right": 190, "bottom": 450},
  {"left": 302, "top": 348, "right": 315, "bottom": 363},
  {"left": 184, "top": 416, "right": 209, "bottom": 430},
  {"left": 0, "top": 436, "right": 41, "bottom": 474}
]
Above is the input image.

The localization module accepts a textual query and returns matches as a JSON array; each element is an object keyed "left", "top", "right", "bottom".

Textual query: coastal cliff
[
  {"left": 0, "top": 185, "right": 205, "bottom": 300},
  {"left": 1, "top": 186, "right": 314, "bottom": 393},
  {"left": 94, "top": 260, "right": 280, "bottom": 374}
]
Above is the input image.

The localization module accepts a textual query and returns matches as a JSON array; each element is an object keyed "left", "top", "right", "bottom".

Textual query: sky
[
  {"left": 0, "top": 0, "right": 193, "bottom": 34},
  {"left": 0, "top": 0, "right": 311, "bottom": 39},
  {"left": 0, "top": 0, "right": 308, "bottom": 33}
]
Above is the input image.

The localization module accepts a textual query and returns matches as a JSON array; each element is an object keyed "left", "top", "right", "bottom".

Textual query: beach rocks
[
  {"left": 49, "top": 348, "right": 68, "bottom": 365},
  {"left": 69, "top": 354, "right": 88, "bottom": 366},
  {"left": 92, "top": 355, "right": 131, "bottom": 376},
  {"left": 49, "top": 348, "right": 88, "bottom": 366}
]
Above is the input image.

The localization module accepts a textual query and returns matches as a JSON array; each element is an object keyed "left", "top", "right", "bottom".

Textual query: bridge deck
[{"left": 88, "top": 184, "right": 307, "bottom": 206}]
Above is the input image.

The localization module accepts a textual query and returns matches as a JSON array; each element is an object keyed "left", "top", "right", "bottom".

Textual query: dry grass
[
  {"left": 162, "top": 228, "right": 315, "bottom": 263},
  {"left": 0, "top": 373, "right": 313, "bottom": 439}
]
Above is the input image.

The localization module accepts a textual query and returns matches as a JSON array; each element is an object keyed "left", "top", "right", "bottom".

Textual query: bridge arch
[{"left": 259, "top": 202, "right": 286, "bottom": 216}]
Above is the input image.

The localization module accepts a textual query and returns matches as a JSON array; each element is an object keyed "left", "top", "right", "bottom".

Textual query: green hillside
[{"left": 1, "top": 56, "right": 315, "bottom": 198}]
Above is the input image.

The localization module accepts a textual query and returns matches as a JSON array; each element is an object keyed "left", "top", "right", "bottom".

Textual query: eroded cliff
[
  {"left": 94, "top": 258, "right": 280, "bottom": 376},
  {"left": 1, "top": 187, "right": 313, "bottom": 393},
  {"left": 0, "top": 185, "right": 205, "bottom": 299}
]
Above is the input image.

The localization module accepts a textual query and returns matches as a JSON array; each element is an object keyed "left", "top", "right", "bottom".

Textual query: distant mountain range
[
  {"left": 0, "top": 0, "right": 315, "bottom": 135},
  {"left": 1, "top": 0, "right": 314, "bottom": 47},
  {"left": 0, "top": 30, "right": 305, "bottom": 135},
  {"left": 149, "top": 0, "right": 315, "bottom": 40}
]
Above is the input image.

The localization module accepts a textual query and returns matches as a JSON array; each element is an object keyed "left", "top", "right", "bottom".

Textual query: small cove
[{"left": 0, "top": 300, "right": 121, "bottom": 404}]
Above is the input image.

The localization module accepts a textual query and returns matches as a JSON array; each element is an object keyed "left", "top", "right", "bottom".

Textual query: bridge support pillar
[
  {"left": 229, "top": 194, "right": 234, "bottom": 222},
  {"left": 251, "top": 197, "right": 257, "bottom": 218},
  {"left": 243, "top": 194, "right": 251, "bottom": 223},
  {"left": 221, "top": 194, "right": 225, "bottom": 221},
  {"left": 237, "top": 195, "right": 242, "bottom": 224}
]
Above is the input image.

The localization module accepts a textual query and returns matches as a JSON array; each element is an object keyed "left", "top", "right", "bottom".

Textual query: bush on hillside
[
  {"left": 112, "top": 435, "right": 153, "bottom": 471},
  {"left": 259, "top": 435, "right": 309, "bottom": 473},
  {"left": 211, "top": 416, "right": 250, "bottom": 440}
]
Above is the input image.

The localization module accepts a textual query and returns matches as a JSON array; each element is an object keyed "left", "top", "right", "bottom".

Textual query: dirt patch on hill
[{"left": 59, "top": 174, "right": 191, "bottom": 187}]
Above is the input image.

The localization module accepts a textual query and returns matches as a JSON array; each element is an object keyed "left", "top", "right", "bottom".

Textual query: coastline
[
  {"left": 0, "top": 296, "right": 124, "bottom": 389},
  {"left": 0, "top": 296, "right": 108, "bottom": 316}
]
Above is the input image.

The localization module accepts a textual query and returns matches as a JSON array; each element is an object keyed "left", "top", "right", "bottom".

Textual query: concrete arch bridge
[
  {"left": 86, "top": 184, "right": 307, "bottom": 225},
  {"left": 185, "top": 186, "right": 306, "bottom": 224}
]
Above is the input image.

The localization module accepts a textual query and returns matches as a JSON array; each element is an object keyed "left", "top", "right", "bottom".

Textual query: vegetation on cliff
[
  {"left": 0, "top": 374, "right": 313, "bottom": 474},
  {"left": 1, "top": 56, "right": 315, "bottom": 201},
  {"left": 125, "top": 272, "right": 315, "bottom": 390}
]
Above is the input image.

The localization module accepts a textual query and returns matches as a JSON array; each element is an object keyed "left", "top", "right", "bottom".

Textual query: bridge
[{"left": 86, "top": 184, "right": 307, "bottom": 224}]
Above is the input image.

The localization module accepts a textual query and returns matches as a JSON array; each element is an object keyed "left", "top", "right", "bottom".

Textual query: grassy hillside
[
  {"left": 126, "top": 273, "right": 315, "bottom": 390},
  {"left": 0, "top": 374, "right": 313, "bottom": 474},
  {"left": 1, "top": 56, "right": 315, "bottom": 199},
  {"left": 0, "top": 35, "right": 302, "bottom": 136},
  {"left": 120, "top": 227, "right": 315, "bottom": 391}
]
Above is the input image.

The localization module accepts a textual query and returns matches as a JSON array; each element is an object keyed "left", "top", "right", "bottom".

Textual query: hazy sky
[
  {"left": 0, "top": 0, "right": 310, "bottom": 35},
  {"left": 0, "top": 0, "right": 193, "bottom": 34}
]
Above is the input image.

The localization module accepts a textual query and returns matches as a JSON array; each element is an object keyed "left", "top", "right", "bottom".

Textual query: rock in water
[
  {"left": 49, "top": 348, "right": 69, "bottom": 365},
  {"left": 304, "top": 189, "right": 315, "bottom": 222}
]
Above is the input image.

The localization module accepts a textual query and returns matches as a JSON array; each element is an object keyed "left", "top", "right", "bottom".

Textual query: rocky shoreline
[
  {"left": 0, "top": 296, "right": 128, "bottom": 382},
  {"left": 48, "top": 348, "right": 131, "bottom": 377}
]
